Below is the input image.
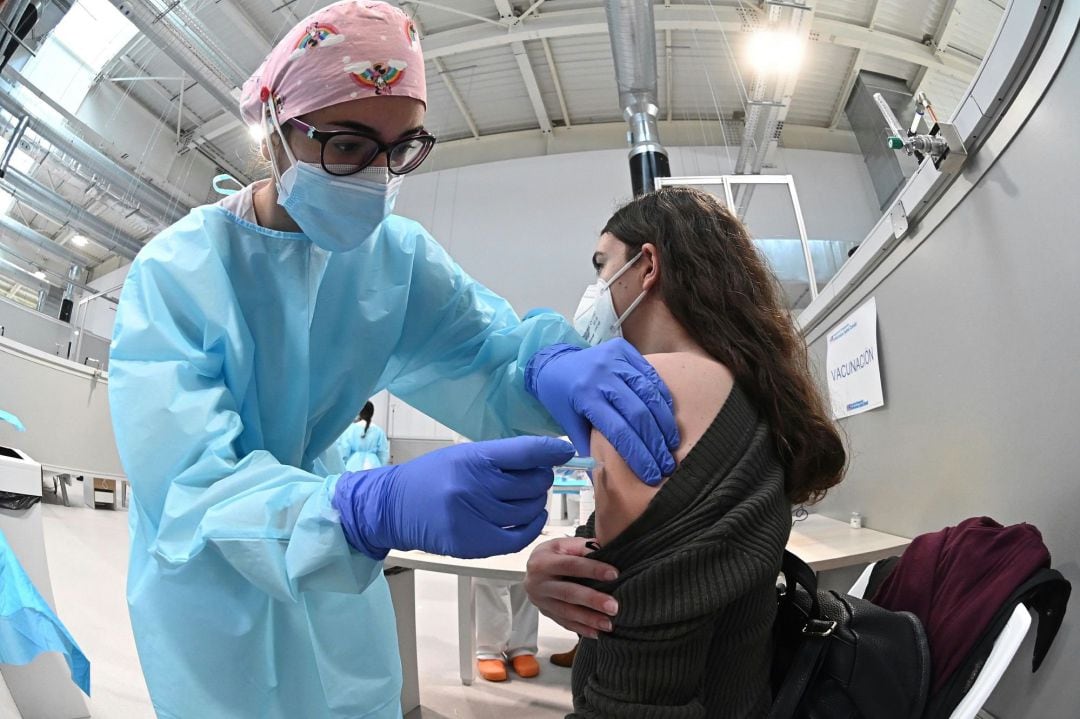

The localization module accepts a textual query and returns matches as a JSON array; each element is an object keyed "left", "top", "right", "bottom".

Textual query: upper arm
[
  {"left": 590, "top": 429, "right": 658, "bottom": 544},
  {"left": 589, "top": 352, "right": 734, "bottom": 545}
]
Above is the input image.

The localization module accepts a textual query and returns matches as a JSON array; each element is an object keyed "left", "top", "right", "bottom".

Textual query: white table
[{"left": 385, "top": 514, "right": 911, "bottom": 710}]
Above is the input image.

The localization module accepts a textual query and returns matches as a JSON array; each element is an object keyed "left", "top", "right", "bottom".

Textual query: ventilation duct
[
  {"left": 0, "top": 168, "right": 142, "bottom": 259},
  {"left": 604, "top": 0, "right": 669, "bottom": 197},
  {"left": 844, "top": 71, "right": 915, "bottom": 211},
  {"left": 0, "top": 213, "right": 92, "bottom": 267},
  {"left": 0, "top": 88, "right": 185, "bottom": 225},
  {"left": 109, "top": 0, "right": 245, "bottom": 118}
]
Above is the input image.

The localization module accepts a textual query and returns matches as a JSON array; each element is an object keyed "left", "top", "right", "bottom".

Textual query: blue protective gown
[
  {"left": 108, "top": 204, "right": 578, "bottom": 718},
  {"left": 336, "top": 422, "right": 390, "bottom": 470}
]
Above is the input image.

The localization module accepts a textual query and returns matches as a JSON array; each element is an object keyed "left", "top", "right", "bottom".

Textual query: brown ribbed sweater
[{"left": 569, "top": 385, "right": 791, "bottom": 719}]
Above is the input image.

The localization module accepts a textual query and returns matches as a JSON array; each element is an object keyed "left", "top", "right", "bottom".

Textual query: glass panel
[{"left": 733, "top": 181, "right": 817, "bottom": 310}]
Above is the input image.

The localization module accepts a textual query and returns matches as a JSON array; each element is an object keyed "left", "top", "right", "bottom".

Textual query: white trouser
[{"left": 474, "top": 579, "right": 539, "bottom": 660}]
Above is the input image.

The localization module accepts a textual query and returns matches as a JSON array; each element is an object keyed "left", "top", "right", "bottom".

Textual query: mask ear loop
[
  {"left": 601, "top": 251, "right": 644, "bottom": 290},
  {"left": 604, "top": 252, "right": 647, "bottom": 328},
  {"left": 264, "top": 95, "right": 298, "bottom": 187}
]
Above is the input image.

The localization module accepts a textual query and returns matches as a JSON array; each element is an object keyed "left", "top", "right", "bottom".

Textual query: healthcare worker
[
  {"left": 107, "top": 2, "right": 678, "bottom": 718},
  {"left": 336, "top": 401, "right": 389, "bottom": 470}
]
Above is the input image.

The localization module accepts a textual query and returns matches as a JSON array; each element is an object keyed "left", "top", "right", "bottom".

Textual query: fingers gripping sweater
[{"left": 570, "top": 386, "right": 791, "bottom": 719}]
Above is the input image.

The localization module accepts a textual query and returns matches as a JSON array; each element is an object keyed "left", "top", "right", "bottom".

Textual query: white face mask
[
  {"left": 266, "top": 105, "right": 401, "bottom": 253},
  {"left": 573, "top": 251, "right": 647, "bottom": 345}
]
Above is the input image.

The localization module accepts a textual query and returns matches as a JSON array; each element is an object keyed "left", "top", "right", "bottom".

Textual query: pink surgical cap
[{"left": 239, "top": 0, "right": 427, "bottom": 127}]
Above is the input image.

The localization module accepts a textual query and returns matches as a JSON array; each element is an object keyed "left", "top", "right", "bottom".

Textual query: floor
[{"left": 0, "top": 488, "right": 579, "bottom": 718}]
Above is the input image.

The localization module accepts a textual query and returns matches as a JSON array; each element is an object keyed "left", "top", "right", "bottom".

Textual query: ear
[{"left": 640, "top": 242, "right": 661, "bottom": 291}]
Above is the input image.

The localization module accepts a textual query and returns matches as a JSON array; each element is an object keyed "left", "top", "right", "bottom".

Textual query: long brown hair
[{"left": 602, "top": 186, "right": 845, "bottom": 504}]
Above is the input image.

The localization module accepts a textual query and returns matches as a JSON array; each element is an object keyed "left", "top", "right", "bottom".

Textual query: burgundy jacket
[{"left": 870, "top": 516, "right": 1050, "bottom": 693}]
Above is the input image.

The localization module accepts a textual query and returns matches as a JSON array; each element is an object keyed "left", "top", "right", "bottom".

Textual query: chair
[{"left": 849, "top": 563, "right": 1032, "bottom": 719}]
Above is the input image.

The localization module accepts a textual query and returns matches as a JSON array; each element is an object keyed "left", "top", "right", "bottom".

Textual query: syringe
[{"left": 556, "top": 456, "right": 602, "bottom": 472}]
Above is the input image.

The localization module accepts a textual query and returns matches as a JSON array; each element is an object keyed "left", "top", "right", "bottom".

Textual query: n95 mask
[{"left": 573, "top": 252, "right": 647, "bottom": 345}]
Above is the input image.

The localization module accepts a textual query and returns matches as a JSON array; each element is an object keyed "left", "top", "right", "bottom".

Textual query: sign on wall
[{"left": 826, "top": 297, "right": 884, "bottom": 419}]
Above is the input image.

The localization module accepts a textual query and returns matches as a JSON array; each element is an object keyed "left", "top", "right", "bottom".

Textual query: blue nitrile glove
[
  {"left": 525, "top": 339, "right": 680, "bottom": 486},
  {"left": 332, "top": 436, "right": 574, "bottom": 560}
]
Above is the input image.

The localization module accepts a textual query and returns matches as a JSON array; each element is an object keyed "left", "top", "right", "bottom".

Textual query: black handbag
[{"left": 769, "top": 550, "right": 932, "bottom": 719}]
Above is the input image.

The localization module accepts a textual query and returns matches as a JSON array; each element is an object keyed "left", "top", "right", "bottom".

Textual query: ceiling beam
[
  {"left": 419, "top": 6, "right": 980, "bottom": 76},
  {"left": 409, "top": 120, "right": 857, "bottom": 173},
  {"left": 432, "top": 62, "right": 480, "bottom": 139},
  {"left": 411, "top": 13, "right": 480, "bottom": 140},
  {"left": 493, "top": 0, "right": 514, "bottom": 22},
  {"left": 511, "top": 41, "right": 552, "bottom": 134},
  {"left": 911, "top": 0, "right": 963, "bottom": 100},
  {"left": 493, "top": 1, "right": 551, "bottom": 133},
  {"left": 541, "top": 37, "right": 570, "bottom": 128}
]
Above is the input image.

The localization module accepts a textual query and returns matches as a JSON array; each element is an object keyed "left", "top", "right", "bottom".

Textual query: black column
[{"left": 630, "top": 150, "right": 671, "bottom": 197}]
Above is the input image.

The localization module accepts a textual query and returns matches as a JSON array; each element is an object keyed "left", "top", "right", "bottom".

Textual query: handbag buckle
[{"left": 801, "top": 619, "right": 837, "bottom": 638}]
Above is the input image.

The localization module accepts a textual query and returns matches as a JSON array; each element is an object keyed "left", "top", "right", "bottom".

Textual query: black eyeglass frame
[{"left": 285, "top": 117, "right": 437, "bottom": 176}]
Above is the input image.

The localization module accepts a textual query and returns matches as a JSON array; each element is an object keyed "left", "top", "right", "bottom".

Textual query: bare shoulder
[
  {"left": 644, "top": 352, "right": 734, "bottom": 463},
  {"left": 589, "top": 351, "right": 734, "bottom": 544}
]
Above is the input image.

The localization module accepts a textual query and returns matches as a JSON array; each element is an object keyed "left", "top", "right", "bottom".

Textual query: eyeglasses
[{"left": 285, "top": 118, "right": 437, "bottom": 176}]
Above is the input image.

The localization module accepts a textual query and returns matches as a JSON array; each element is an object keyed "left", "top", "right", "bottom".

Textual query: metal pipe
[
  {"left": 0, "top": 212, "right": 93, "bottom": 266},
  {"left": 0, "top": 88, "right": 186, "bottom": 224},
  {"left": 108, "top": 0, "right": 244, "bottom": 115},
  {"left": 0, "top": 168, "right": 142, "bottom": 258},
  {"left": 604, "top": 0, "right": 670, "bottom": 196}
]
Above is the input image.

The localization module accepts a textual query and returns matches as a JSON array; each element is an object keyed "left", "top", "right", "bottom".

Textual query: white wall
[
  {"left": 395, "top": 145, "right": 880, "bottom": 320},
  {"left": 79, "top": 264, "right": 130, "bottom": 341}
]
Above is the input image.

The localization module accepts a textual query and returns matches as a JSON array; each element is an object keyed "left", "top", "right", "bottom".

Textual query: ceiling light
[
  {"left": 71, "top": 234, "right": 89, "bottom": 247},
  {"left": 248, "top": 124, "right": 266, "bottom": 143},
  {"left": 33, "top": 270, "right": 47, "bottom": 280},
  {"left": 747, "top": 30, "right": 804, "bottom": 74}
]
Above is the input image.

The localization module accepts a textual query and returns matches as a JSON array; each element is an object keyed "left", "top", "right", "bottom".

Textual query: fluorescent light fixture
[
  {"left": 747, "top": 30, "right": 804, "bottom": 74},
  {"left": 33, "top": 270, "right": 47, "bottom": 280},
  {"left": 248, "top": 124, "right": 266, "bottom": 143},
  {"left": 72, "top": 234, "right": 90, "bottom": 247}
]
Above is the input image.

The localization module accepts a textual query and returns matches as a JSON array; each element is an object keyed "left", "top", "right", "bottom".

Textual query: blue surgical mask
[{"left": 267, "top": 109, "right": 401, "bottom": 253}]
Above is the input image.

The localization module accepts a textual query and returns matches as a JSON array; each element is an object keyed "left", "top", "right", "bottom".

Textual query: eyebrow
[{"left": 325, "top": 120, "right": 426, "bottom": 139}]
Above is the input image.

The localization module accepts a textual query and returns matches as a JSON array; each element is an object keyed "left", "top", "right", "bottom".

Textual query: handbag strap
[
  {"left": 767, "top": 629, "right": 830, "bottom": 719},
  {"left": 781, "top": 550, "right": 823, "bottom": 620},
  {"left": 768, "top": 551, "right": 838, "bottom": 719}
]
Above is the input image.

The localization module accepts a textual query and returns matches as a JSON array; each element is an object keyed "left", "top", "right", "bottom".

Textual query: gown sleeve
[{"left": 385, "top": 228, "right": 585, "bottom": 440}]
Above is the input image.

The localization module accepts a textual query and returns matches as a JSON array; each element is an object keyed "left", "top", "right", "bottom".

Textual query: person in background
[
  {"left": 475, "top": 579, "right": 542, "bottom": 682},
  {"left": 336, "top": 401, "right": 389, "bottom": 470}
]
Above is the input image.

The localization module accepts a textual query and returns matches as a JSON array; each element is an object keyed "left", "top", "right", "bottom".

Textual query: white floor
[{"left": 0, "top": 490, "right": 579, "bottom": 718}]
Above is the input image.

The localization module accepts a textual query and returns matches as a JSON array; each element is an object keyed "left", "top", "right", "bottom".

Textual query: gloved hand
[
  {"left": 525, "top": 339, "right": 679, "bottom": 486},
  {"left": 332, "top": 436, "right": 574, "bottom": 560}
]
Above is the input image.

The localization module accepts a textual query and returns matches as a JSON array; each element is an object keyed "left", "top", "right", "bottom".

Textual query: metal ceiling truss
[
  {"left": 911, "top": 0, "right": 963, "bottom": 98},
  {"left": 418, "top": 5, "right": 980, "bottom": 76},
  {"left": 733, "top": 0, "right": 814, "bottom": 213}
]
